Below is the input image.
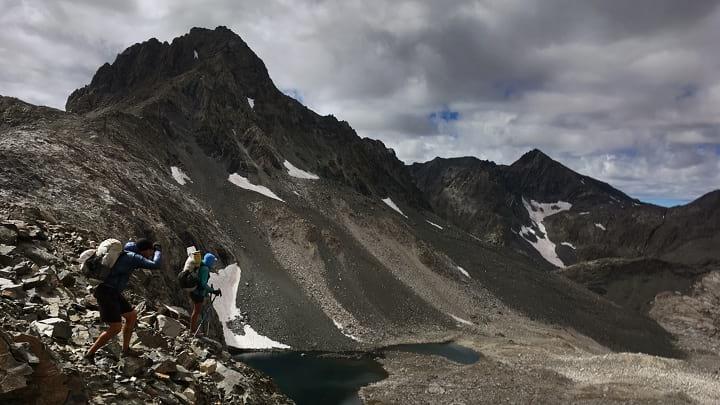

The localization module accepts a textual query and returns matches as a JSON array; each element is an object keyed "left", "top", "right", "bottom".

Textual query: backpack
[
  {"left": 79, "top": 239, "right": 124, "bottom": 281},
  {"left": 178, "top": 249, "right": 202, "bottom": 291}
]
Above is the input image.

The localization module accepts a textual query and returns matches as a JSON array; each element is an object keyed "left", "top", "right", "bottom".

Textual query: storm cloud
[{"left": 1, "top": 0, "right": 719, "bottom": 204}]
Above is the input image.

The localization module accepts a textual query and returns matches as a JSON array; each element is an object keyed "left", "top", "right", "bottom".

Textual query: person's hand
[{"left": 153, "top": 243, "right": 161, "bottom": 251}]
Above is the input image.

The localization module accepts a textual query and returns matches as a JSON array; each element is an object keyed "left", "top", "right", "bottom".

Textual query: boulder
[
  {"left": 199, "top": 358, "right": 217, "bottom": 374},
  {"left": 176, "top": 351, "right": 198, "bottom": 370},
  {"left": 119, "top": 356, "right": 151, "bottom": 377},
  {"left": 1, "top": 282, "right": 25, "bottom": 300},
  {"left": 0, "top": 329, "right": 33, "bottom": 394},
  {"left": 12, "top": 261, "right": 32, "bottom": 276},
  {"left": 32, "top": 318, "right": 72, "bottom": 340},
  {"left": 0, "top": 266, "right": 14, "bottom": 278},
  {"left": 57, "top": 269, "right": 75, "bottom": 287},
  {"left": 22, "top": 274, "right": 48, "bottom": 290},
  {"left": 0, "top": 244, "right": 15, "bottom": 257},
  {"left": 182, "top": 387, "right": 197, "bottom": 403},
  {"left": 0, "top": 225, "right": 18, "bottom": 245},
  {"left": 157, "top": 315, "right": 184, "bottom": 338},
  {"left": 151, "top": 359, "right": 177, "bottom": 374},
  {"left": 135, "top": 329, "right": 168, "bottom": 349},
  {"left": 163, "top": 305, "right": 190, "bottom": 319}
]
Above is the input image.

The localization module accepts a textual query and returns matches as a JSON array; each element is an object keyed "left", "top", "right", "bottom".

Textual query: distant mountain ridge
[{"left": 410, "top": 151, "right": 719, "bottom": 268}]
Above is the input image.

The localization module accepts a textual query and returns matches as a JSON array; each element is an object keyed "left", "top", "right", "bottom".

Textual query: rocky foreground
[{"left": 0, "top": 217, "right": 291, "bottom": 404}]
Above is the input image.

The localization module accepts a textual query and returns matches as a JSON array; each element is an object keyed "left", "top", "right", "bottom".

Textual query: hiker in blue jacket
[
  {"left": 85, "top": 238, "right": 161, "bottom": 362},
  {"left": 190, "top": 253, "right": 221, "bottom": 333}
]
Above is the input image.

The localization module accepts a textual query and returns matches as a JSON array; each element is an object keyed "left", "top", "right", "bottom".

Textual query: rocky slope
[{"left": 0, "top": 217, "right": 291, "bottom": 404}]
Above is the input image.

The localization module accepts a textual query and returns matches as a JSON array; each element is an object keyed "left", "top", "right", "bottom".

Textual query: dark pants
[{"left": 94, "top": 284, "right": 133, "bottom": 323}]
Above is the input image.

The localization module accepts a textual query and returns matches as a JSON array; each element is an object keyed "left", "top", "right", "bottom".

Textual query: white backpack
[{"left": 79, "top": 239, "right": 124, "bottom": 281}]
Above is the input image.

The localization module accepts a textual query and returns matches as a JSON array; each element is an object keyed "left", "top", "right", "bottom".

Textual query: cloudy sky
[{"left": 1, "top": 0, "right": 719, "bottom": 206}]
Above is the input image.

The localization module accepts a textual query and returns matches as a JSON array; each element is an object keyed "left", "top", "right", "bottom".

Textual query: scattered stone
[
  {"left": 57, "top": 269, "right": 76, "bottom": 287},
  {"left": 12, "top": 261, "right": 32, "bottom": 276},
  {"left": 176, "top": 351, "right": 198, "bottom": 370},
  {"left": 0, "top": 266, "right": 14, "bottom": 278},
  {"left": 135, "top": 329, "right": 168, "bottom": 349},
  {"left": 31, "top": 318, "right": 72, "bottom": 340},
  {"left": 199, "top": 358, "right": 217, "bottom": 374},
  {"left": 172, "top": 365, "right": 194, "bottom": 384},
  {"left": 0, "top": 329, "right": 34, "bottom": 393},
  {"left": 0, "top": 244, "right": 16, "bottom": 257},
  {"left": 157, "top": 315, "right": 184, "bottom": 338},
  {"left": 163, "top": 305, "right": 190, "bottom": 319},
  {"left": 22, "top": 274, "right": 48, "bottom": 290},
  {"left": 119, "top": 356, "right": 151, "bottom": 377},
  {"left": 0, "top": 225, "right": 18, "bottom": 245},
  {"left": 182, "top": 387, "right": 197, "bottom": 403},
  {"left": 152, "top": 359, "right": 177, "bottom": 374}
]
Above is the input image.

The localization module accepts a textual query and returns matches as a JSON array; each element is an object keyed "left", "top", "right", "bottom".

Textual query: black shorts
[
  {"left": 94, "top": 284, "right": 133, "bottom": 323},
  {"left": 190, "top": 291, "right": 205, "bottom": 304}
]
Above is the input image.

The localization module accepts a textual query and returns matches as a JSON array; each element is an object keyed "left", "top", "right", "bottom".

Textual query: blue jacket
[{"left": 102, "top": 250, "right": 162, "bottom": 292}]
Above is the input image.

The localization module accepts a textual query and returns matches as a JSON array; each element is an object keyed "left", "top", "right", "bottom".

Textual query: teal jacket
[{"left": 193, "top": 265, "right": 211, "bottom": 297}]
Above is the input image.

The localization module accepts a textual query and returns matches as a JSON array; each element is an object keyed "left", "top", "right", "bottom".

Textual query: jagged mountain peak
[{"left": 66, "top": 26, "right": 275, "bottom": 113}]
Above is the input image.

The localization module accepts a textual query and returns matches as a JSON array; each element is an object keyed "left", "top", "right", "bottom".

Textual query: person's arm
[{"left": 130, "top": 250, "right": 162, "bottom": 269}]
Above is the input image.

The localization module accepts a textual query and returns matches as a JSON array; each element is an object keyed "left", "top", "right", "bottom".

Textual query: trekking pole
[{"left": 193, "top": 292, "right": 218, "bottom": 338}]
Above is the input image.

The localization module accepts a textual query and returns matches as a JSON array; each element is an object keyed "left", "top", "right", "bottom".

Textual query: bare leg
[
  {"left": 121, "top": 310, "right": 137, "bottom": 351},
  {"left": 190, "top": 302, "right": 203, "bottom": 332},
  {"left": 87, "top": 323, "right": 122, "bottom": 355}
]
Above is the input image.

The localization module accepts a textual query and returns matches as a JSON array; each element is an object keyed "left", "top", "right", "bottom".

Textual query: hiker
[
  {"left": 189, "top": 252, "right": 221, "bottom": 334},
  {"left": 84, "top": 238, "right": 162, "bottom": 362}
]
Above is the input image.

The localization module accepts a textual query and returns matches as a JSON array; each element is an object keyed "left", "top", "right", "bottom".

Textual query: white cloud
[{"left": 1, "top": 0, "right": 719, "bottom": 201}]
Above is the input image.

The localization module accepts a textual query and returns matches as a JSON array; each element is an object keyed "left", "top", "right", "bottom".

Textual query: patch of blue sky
[{"left": 642, "top": 197, "right": 691, "bottom": 207}]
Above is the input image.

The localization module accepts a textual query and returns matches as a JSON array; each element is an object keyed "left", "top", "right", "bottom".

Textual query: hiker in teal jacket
[{"left": 190, "top": 253, "right": 221, "bottom": 333}]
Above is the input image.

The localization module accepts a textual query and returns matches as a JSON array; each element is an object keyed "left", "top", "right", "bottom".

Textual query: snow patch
[
  {"left": 283, "top": 160, "right": 319, "bottom": 180},
  {"left": 170, "top": 166, "right": 192, "bottom": 185},
  {"left": 426, "top": 220, "right": 443, "bottom": 230},
  {"left": 247, "top": 97, "right": 254, "bottom": 109},
  {"left": 456, "top": 266, "right": 471, "bottom": 278},
  {"left": 578, "top": 212, "right": 590, "bottom": 216},
  {"left": 520, "top": 198, "right": 572, "bottom": 268},
  {"left": 193, "top": 50, "right": 198, "bottom": 59},
  {"left": 561, "top": 242, "right": 577, "bottom": 249},
  {"left": 595, "top": 223, "right": 607, "bottom": 231},
  {"left": 332, "top": 319, "right": 361, "bottom": 342},
  {"left": 381, "top": 198, "right": 407, "bottom": 218},
  {"left": 209, "top": 264, "right": 290, "bottom": 349},
  {"left": 228, "top": 174, "right": 284, "bottom": 202},
  {"left": 449, "top": 314, "right": 474, "bottom": 326}
]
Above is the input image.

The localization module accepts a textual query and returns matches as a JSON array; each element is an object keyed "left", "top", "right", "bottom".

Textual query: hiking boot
[
  {"left": 122, "top": 348, "right": 142, "bottom": 358},
  {"left": 83, "top": 351, "right": 96, "bottom": 364}
]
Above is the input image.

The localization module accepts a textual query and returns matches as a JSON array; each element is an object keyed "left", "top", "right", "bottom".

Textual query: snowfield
[
  {"left": 520, "top": 198, "right": 572, "bottom": 268},
  {"left": 228, "top": 173, "right": 284, "bottom": 202},
  {"left": 170, "top": 166, "right": 192, "bottom": 185},
  {"left": 283, "top": 160, "right": 319, "bottom": 180},
  {"left": 332, "top": 319, "right": 361, "bottom": 342},
  {"left": 426, "top": 220, "right": 443, "bottom": 230},
  {"left": 595, "top": 223, "right": 607, "bottom": 231},
  {"left": 247, "top": 97, "right": 254, "bottom": 109},
  {"left": 382, "top": 197, "right": 407, "bottom": 218},
  {"left": 456, "top": 266, "right": 471, "bottom": 278},
  {"left": 209, "top": 264, "right": 290, "bottom": 349},
  {"left": 449, "top": 314, "right": 473, "bottom": 326}
]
